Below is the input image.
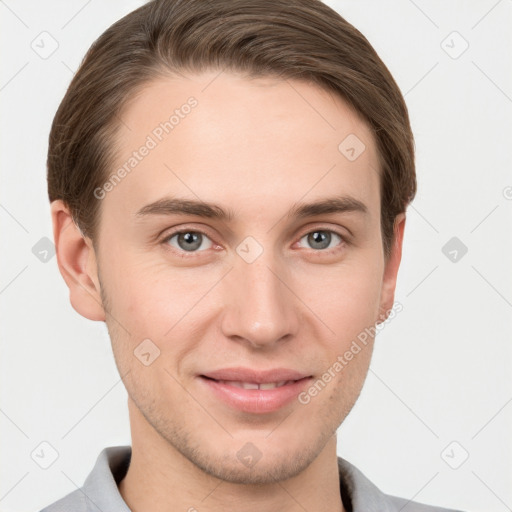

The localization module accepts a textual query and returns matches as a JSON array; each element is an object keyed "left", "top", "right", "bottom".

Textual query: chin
[
  {"left": 193, "top": 450, "right": 315, "bottom": 485},
  {"left": 172, "top": 427, "right": 332, "bottom": 485}
]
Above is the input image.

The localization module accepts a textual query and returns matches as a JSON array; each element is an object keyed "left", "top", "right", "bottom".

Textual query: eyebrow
[{"left": 135, "top": 195, "right": 368, "bottom": 221}]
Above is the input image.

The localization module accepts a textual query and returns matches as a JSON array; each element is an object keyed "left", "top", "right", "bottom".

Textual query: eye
[
  {"left": 163, "top": 230, "right": 213, "bottom": 253},
  {"left": 297, "top": 229, "right": 344, "bottom": 251}
]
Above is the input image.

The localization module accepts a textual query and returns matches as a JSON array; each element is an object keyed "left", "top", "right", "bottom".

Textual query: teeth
[
  {"left": 241, "top": 382, "right": 259, "bottom": 390},
  {"left": 259, "top": 382, "right": 278, "bottom": 390},
  {"left": 218, "top": 380, "right": 292, "bottom": 389}
]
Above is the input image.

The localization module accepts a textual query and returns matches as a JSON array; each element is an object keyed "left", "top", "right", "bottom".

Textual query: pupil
[
  {"left": 179, "top": 232, "right": 201, "bottom": 251},
  {"left": 309, "top": 231, "right": 330, "bottom": 250}
]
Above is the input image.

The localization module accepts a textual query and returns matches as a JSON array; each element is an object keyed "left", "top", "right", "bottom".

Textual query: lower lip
[{"left": 199, "top": 376, "right": 312, "bottom": 414}]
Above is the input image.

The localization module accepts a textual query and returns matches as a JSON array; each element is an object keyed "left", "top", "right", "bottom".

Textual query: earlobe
[
  {"left": 50, "top": 200, "right": 106, "bottom": 322},
  {"left": 377, "top": 213, "right": 406, "bottom": 324}
]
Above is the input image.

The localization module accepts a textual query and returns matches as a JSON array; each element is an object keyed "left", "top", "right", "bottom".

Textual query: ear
[
  {"left": 377, "top": 213, "right": 406, "bottom": 324},
  {"left": 50, "top": 200, "right": 106, "bottom": 321}
]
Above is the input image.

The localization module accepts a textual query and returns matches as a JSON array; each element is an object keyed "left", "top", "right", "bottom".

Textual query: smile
[
  {"left": 198, "top": 373, "right": 312, "bottom": 414},
  {"left": 212, "top": 380, "right": 296, "bottom": 390}
]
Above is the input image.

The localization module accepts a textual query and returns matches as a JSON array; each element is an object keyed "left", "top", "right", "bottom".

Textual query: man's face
[{"left": 91, "top": 71, "right": 397, "bottom": 483}]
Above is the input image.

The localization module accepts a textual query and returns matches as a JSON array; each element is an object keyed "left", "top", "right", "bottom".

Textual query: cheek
[
  {"left": 300, "top": 261, "right": 383, "bottom": 340},
  {"left": 104, "top": 257, "right": 221, "bottom": 354},
  {"left": 305, "top": 268, "right": 381, "bottom": 416},
  {"left": 101, "top": 252, "right": 173, "bottom": 325}
]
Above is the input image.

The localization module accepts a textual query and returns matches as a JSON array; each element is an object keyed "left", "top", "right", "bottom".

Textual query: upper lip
[{"left": 201, "top": 367, "right": 311, "bottom": 384}]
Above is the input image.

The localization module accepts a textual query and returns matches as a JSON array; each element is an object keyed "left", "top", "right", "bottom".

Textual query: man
[{"left": 41, "top": 0, "right": 464, "bottom": 510}]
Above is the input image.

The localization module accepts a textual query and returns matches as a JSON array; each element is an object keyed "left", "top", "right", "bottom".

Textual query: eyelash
[{"left": 160, "top": 226, "right": 348, "bottom": 258}]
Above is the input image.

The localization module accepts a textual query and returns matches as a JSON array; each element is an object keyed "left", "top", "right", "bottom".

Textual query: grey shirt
[{"left": 39, "top": 446, "right": 464, "bottom": 512}]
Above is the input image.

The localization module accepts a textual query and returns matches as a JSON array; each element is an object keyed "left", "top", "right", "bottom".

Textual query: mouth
[
  {"left": 201, "top": 377, "right": 300, "bottom": 390},
  {"left": 198, "top": 368, "right": 313, "bottom": 414}
]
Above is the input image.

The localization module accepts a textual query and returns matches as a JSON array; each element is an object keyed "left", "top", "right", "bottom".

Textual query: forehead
[{"left": 104, "top": 71, "right": 381, "bottom": 223}]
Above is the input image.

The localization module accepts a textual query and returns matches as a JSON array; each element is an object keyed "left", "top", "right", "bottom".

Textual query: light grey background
[{"left": 1, "top": 1, "right": 511, "bottom": 511}]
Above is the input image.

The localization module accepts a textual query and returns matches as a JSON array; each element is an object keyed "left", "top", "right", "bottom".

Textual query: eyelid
[{"left": 296, "top": 224, "right": 348, "bottom": 240}]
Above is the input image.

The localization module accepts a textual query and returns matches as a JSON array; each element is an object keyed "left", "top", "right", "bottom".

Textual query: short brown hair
[{"left": 47, "top": 0, "right": 415, "bottom": 259}]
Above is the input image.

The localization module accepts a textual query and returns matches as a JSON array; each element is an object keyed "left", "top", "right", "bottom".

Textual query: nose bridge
[{"left": 220, "top": 243, "right": 297, "bottom": 347}]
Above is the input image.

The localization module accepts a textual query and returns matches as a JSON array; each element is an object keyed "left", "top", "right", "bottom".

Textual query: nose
[{"left": 219, "top": 251, "right": 299, "bottom": 350}]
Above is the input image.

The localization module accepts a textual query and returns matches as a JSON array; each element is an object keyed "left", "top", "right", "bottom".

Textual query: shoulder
[
  {"left": 37, "top": 446, "right": 132, "bottom": 512},
  {"left": 38, "top": 489, "right": 88, "bottom": 512},
  {"left": 385, "top": 493, "right": 465, "bottom": 512},
  {"left": 337, "top": 456, "right": 466, "bottom": 512}
]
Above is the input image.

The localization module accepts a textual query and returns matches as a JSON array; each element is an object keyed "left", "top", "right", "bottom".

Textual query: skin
[{"left": 51, "top": 70, "right": 405, "bottom": 512}]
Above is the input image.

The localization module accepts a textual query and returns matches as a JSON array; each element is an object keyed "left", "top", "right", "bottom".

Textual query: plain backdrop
[{"left": 1, "top": 1, "right": 511, "bottom": 511}]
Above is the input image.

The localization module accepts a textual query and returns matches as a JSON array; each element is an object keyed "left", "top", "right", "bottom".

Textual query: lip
[
  {"left": 198, "top": 367, "right": 313, "bottom": 414},
  {"left": 201, "top": 367, "right": 310, "bottom": 383}
]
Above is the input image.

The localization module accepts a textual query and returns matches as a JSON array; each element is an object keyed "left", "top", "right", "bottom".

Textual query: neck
[{"left": 118, "top": 402, "right": 345, "bottom": 512}]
